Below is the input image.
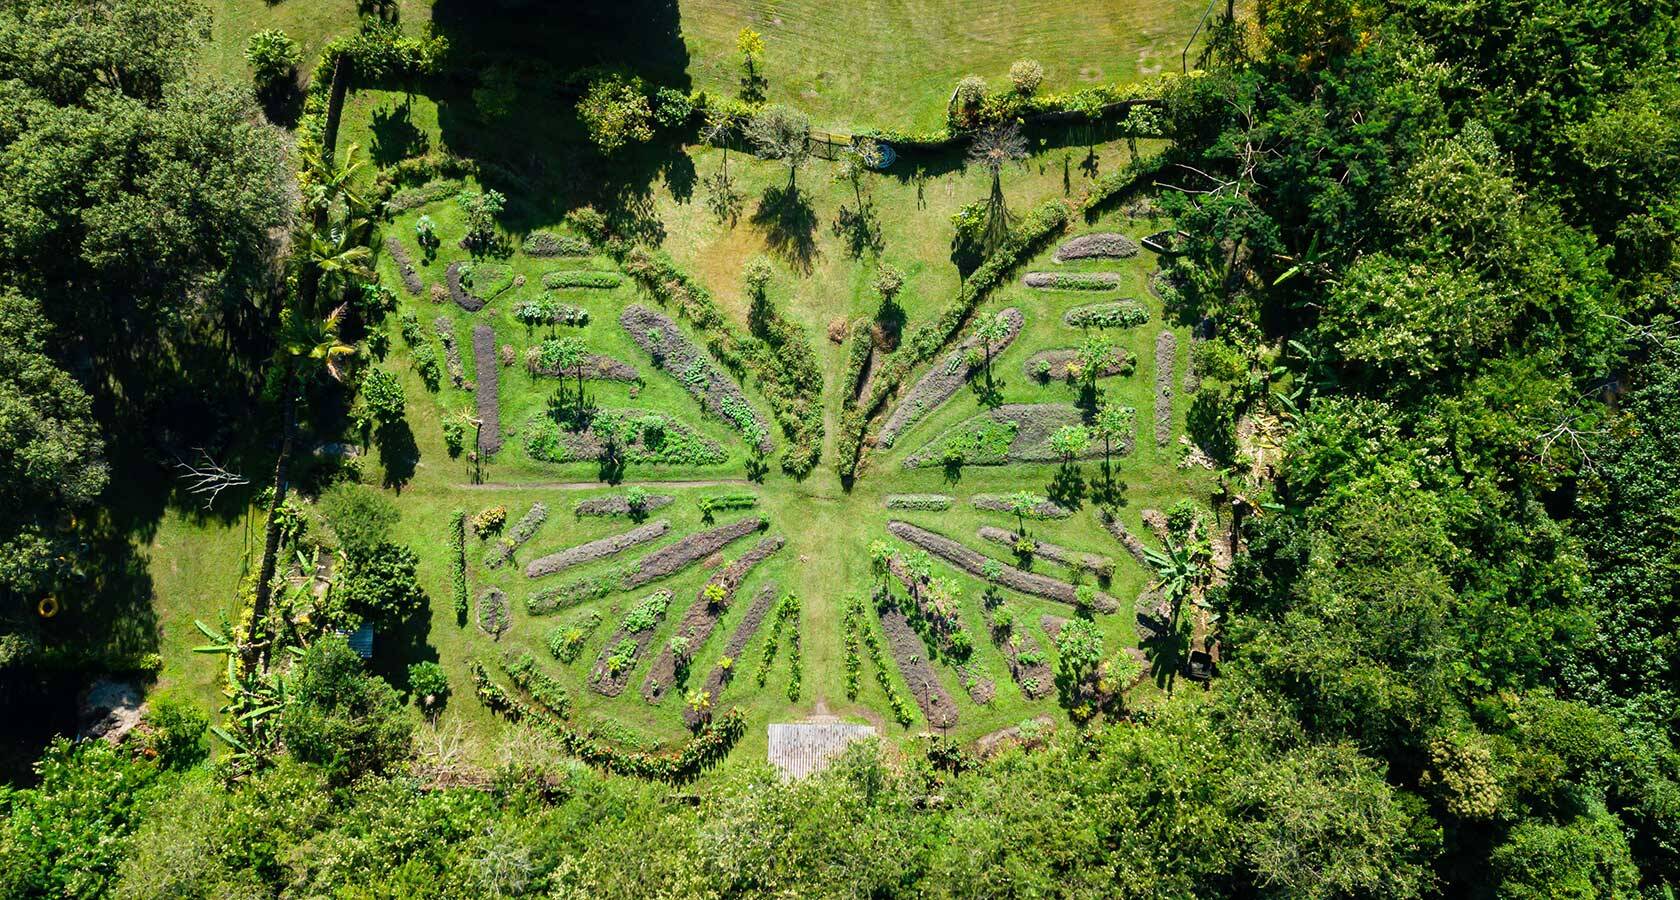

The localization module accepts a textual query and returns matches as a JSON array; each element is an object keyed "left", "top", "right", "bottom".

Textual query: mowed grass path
[{"left": 680, "top": 0, "right": 1204, "bottom": 131}]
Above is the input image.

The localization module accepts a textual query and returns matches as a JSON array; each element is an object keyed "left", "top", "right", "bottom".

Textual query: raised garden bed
[
  {"left": 884, "top": 494, "right": 952, "bottom": 511},
  {"left": 485, "top": 501, "right": 549, "bottom": 570},
  {"left": 542, "top": 269, "right": 622, "bottom": 290},
  {"left": 983, "top": 600, "right": 1055, "bottom": 699},
  {"left": 512, "top": 297, "right": 589, "bottom": 329},
  {"left": 904, "top": 404, "right": 1105, "bottom": 468},
  {"left": 548, "top": 609, "right": 603, "bottom": 663},
  {"left": 877, "top": 308, "right": 1022, "bottom": 448},
  {"left": 1063, "top": 301, "right": 1150, "bottom": 330},
  {"left": 620, "top": 305, "right": 774, "bottom": 455},
  {"left": 1053, "top": 232, "right": 1140, "bottom": 262},
  {"left": 384, "top": 235, "right": 423, "bottom": 294},
  {"left": 1022, "top": 271, "right": 1122, "bottom": 291},
  {"left": 386, "top": 178, "right": 458, "bottom": 214},
  {"left": 587, "top": 590, "right": 674, "bottom": 696},
  {"left": 1154, "top": 330, "right": 1176, "bottom": 448},
  {"left": 524, "top": 519, "right": 671, "bottom": 579},
  {"left": 523, "top": 230, "right": 592, "bottom": 258},
  {"left": 886, "top": 520, "right": 1118, "bottom": 613},
  {"left": 977, "top": 525, "right": 1115, "bottom": 578},
  {"left": 641, "top": 535, "right": 785, "bottom": 704},
  {"left": 446, "top": 261, "right": 485, "bottom": 312},
  {"left": 886, "top": 556, "right": 994, "bottom": 705},
  {"left": 1095, "top": 509, "right": 1152, "bottom": 567},
  {"left": 973, "top": 494, "right": 1072, "bottom": 519},
  {"left": 574, "top": 493, "right": 674, "bottom": 518},
  {"left": 528, "top": 352, "right": 639, "bottom": 382},
  {"left": 436, "top": 316, "right": 465, "bottom": 387},
  {"left": 525, "top": 410, "right": 727, "bottom": 467},
  {"left": 472, "top": 325, "right": 501, "bottom": 455},
  {"left": 477, "top": 587, "right": 510, "bottom": 639},
  {"left": 683, "top": 583, "right": 779, "bottom": 728},
  {"left": 624, "top": 517, "right": 763, "bottom": 589},
  {"left": 874, "top": 589, "right": 958, "bottom": 728},
  {"left": 1023, "top": 347, "right": 1135, "bottom": 381}
]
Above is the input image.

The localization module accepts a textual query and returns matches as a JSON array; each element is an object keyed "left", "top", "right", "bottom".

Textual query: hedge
[
  {"left": 448, "top": 510, "right": 467, "bottom": 623},
  {"left": 541, "top": 269, "right": 622, "bottom": 290}
]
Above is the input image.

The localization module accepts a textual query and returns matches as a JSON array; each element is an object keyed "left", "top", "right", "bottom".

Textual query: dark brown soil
[
  {"left": 1053, "top": 232, "right": 1140, "bottom": 262},
  {"left": 977, "top": 525, "right": 1115, "bottom": 578},
  {"left": 587, "top": 590, "right": 673, "bottom": 697},
  {"left": 885, "top": 556, "right": 994, "bottom": 705},
  {"left": 384, "top": 235, "right": 423, "bottom": 294},
  {"left": 641, "top": 536, "right": 785, "bottom": 704},
  {"left": 472, "top": 325, "right": 501, "bottom": 455},
  {"left": 620, "top": 305, "right": 774, "bottom": 454},
  {"left": 436, "top": 316, "right": 465, "bottom": 387},
  {"left": 573, "top": 494, "right": 674, "bottom": 517},
  {"left": 683, "top": 583, "right": 779, "bottom": 727},
  {"left": 524, "top": 519, "right": 671, "bottom": 579},
  {"left": 446, "top": 261, "right": 486, "bottom": 312},
  {"left": 623, "top": 517, "right": 762, "bottom": 589},
  {"left": 1095, "top": 509, "right": 1152, "bottom": 568},
  {"left": 1154, "top": 330, "right": 1176, "bottom": 448},
  {"left": 878, "top": 308, "right": 1023, "bottom": 447},
  {"left": 876, "top": 595, "right": 958, "bottom": 728}
]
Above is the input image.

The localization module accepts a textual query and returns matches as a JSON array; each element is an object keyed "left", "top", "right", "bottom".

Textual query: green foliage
[
  {"left": 336, "top": 541, "right": 426, "bottom": 630},
  {"left": 578, "top": 73, "right": 654, "bottom": 154},
  {"left": 280, "top": 636, "right": 412, "bottom": 785},
  {"left": 448, "top": 510, "right": 467, "bottom": 622},
  {"left": 0, "top": 738, "right": 160, "bottom": 898},
  {"left": 244, "top": 29, "right": 301, "bottom": 88},
  {"left": 406, "top": 661, "right": 450, "bottom": 712},
  {"left": 540, "top": 269, "right": 622, "bottom": 289},
  {"left": 455, "top": 189, "right": 505, "bottom": 249},
  {"left": 318, "top": 482, "right": 398, "bottom": 557},
  {"left": 359, "top": 368, "right": 405, "bottom": 427},
  {"left": 548, "top": 610, "right": 603, "bottom": 663},
  {"left": 140, "top": 693, "right": 208, "bottom": 770}
]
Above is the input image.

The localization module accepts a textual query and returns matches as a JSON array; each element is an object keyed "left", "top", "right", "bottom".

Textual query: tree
[
  {"left": 1049, "top": 425, "right": 1090, "bottom": 463},
  {"left": 318, "top": 483, "right": 398, "bottom": 557},
  {"left": 973, "top": 312, "right": 1010, "bottom": 392},
  {"left": 280, "top": 636, "right": 412, "bottom": 785},
  {"left": 966, "top": 123, "right": 1028, "bottom": 256},
  {"left": 1007, "top": 491, "right": 1044, "bottom": 537},
  {"left": 578, "top": 73, "right": 654, "bottom": 155},
  {"left": 543, "top": 337, "right": 589, "bottom": 423},
  {"left": 359, "top": 368, "right": 405, "bottom": 429},
  {"left": 1075, "top": 335, "right": 1116, "bottom": 389},
  {"left": 737, "top": 27, "right": 766, "bottom": 100},
  {"left": 245, "top": 29, "right": 301, "bottom": 92},
  {"left": 407, "top": 661, "right": 450, "bottom": 715},
  {"left": 747, "top": 105, "right": 813, "bottom": 190},
  {"left": 456, "top": 189, "right": 506, "bottom": 250},
  {"left": 1056, "top": 618, "right": 1103, "bottom": 684},
  {"left": 1092, "top": 402, "right": 1135, "bottom": 469},
  {"left": 335, "top": 542, "right": 426, "bottom": 630}
]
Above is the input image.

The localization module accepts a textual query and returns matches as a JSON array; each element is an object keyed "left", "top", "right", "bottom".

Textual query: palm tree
[
  {"left": 299, "top": 142, "right": 368, "bottom": 219},
  {"left": 279, "top": 305, "right": 357, "bottom": 383},
  {"left": 974, "top": 312, "right": 1009, "bottom": 393}
]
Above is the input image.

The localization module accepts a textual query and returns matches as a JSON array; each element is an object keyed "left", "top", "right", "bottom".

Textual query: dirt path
[{"left": 455, "top": 479, "right": 751, "bottom": 491}]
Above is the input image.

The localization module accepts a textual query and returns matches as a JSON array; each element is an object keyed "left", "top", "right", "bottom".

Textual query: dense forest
[{"left": 3, "top": 0, "right": 1679, "bottom": 896}]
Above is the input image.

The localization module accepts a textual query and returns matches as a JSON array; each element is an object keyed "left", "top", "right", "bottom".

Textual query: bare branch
[{"left": 173, "top": 449, "right": 249, "bottom": 509}]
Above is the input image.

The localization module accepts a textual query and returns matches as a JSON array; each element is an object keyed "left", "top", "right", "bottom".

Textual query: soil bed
[
  {"left": 588, "top": 590, "right": 674, "bottom": 697},
  {"left": 524, "top": 520, "right": 671, "bottom": 579},
  {"left": 620, "top": 305, "right": 773, "bottom": 454},
  {"left": 1023, "top": 347, "right": 1134, "bottom": 381},
  {"left": 446, "top": 261, "right": 486, "bottom": 312},
  {"left": 1154, "top": 330, "right": 1176, "bottom": 448},
  {"left": 1053, "top": 232, "right": 1140, "bottom": 262},
  {"left": 977, "top": 525, "right": 1114, "bottom": 578},
  {"left": 623, "top": 517, "right": 763, "bottom": 589},
  {"left": 684, "top": 583, "right": 779, "bottom": 727},
  {"left": 973, "top": 494, "right": 1072, "bottom": 519},
  {"left": 642, "top": 536, "right": 785, "bottom": 704},
  {"left": 574, "top": 494, "right": 674, "bottom": 517},
  {"left": 874, "top": 591, "right": 958, "bottom": 728},
  {"left": 887, "top": 521, "right": 1118, "bottom": 613},
  {"left": 472, "top": 325, "right": 501, "bottom": 455},
  {"left": 878, "top": 308, "right": 1022, "bottom": 448},
  {"left": 385, "top": 235, "right": 423, "bottom": 294}
]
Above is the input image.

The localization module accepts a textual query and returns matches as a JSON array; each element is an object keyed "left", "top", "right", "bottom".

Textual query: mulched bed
[
  {"left": 884, "top": 494, "right": 952, "bottom": 511},
  {"left": 877, "top": 308, "right": 1023, "bottom": 448},
  {"left": 446, "top": 261, "right": 486, "bottom": 312},
  {"left": 384, "top": 235, "right": 424, "bottom": 295},
  {"left": 904, "top": 404, "right": 1103, "bottom": 468},
  {"left": 532, "top": 411, "right": 726, "bottom": 467},
  {"left": 986, "top": 606, "right": 1055, "bottom": 699},
  {"left": 875, "top": 592, "right": 959, "bottom": 728},
  {"left": 620, "top": 304, "right": 774, "bottom": 455},
  {"left": 1095, "top": 509, "right": 1152, "bottom": 568},
  {"left": 622, "top": 516, "right": 763, "bottom": 589},
  {"left": 477, "top": 587, "right": 510, "bottom": 639},
  {"left": 641, "top": 536, "right": 786, "bottom": 705},
  {"left": 587, "top": 590, "right": 674, "bottom": 697},
  {"left": 524, "top": 519, "right": 671, "bottom": 579},
  {"left": 485, "top": 501, "right": 549, "bottom": 570},
  {"left": 972, "top": 494, "right": 1072, "bottom": 519},
  {"left": 523, "top": 230, "right": 592, "bottom": 257},
  {"left": 683, "top": 583, "right": 779, "bottom": 728},
  {"left": 1022, "top": 271, "right": 1122, "bottom": 290},
  {"left": 886, "top": 556, "right": 995, "bottom": 705},
  {"left": 977, "top": 525, "right": 1115, "bottom": 578},
  {"left": 1154, "top": 330, "right": 1176, "bottom": 448},
  {"left": 1063, "top": 300, "right": 1150, "bottom": 330},
  {"left": 1023, "top": 347, "right": 1134, "bottom": 380},
  {"left": 530, "top": 352, "right": 640, "bottom": 382},
  {"left": 1040, "top": 614, "right": 1067, "bottom": 642},
  {"left": 436, "top": 316, "right": 466, "bottom": 387},
  {"left": 1053, "top": 232, "right": 1140, "bottom": 262},
  {"left": 573, "top": 494, "right": 674, "bottom": 518},
  {"left": 887, "top": 520, "right": 1118, "bottom": 613},
  {"left": 472, "top": 325, "right": 501, "bottom": 455}
]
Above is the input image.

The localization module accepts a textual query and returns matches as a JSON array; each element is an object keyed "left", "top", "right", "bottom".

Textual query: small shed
[{"left": 768, "top": 718, "right": 877, "bottom": 780}]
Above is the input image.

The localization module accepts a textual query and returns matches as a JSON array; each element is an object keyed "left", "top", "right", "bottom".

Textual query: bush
[
  {"left": 541, "top": 269, "right": 622, "bottom": 290},
  {"left": 579, "top": 73, "right": 654, "bottom": 154},
  {"left": 281, "top": 637, "right": 412, "bottom": 785},
  {"left": 360, "top": 368, "right": 406, "bottom": 427},
  {"left": 443, "top": 418, "right": 464, "bottom": 456},
  {"left": 245, "top": 29, "right": 301, "bottom": 89},
  {"left": 1010, "top": 59, "right": 1045, "bottom": 96},
  {"left": 139, "top": 694, "right": 208, "bottom": 770},
  {"left": 407, "top": 661, "right": 450, "bottom": 713},
  {"left": 448, "top": 510, "right": 467, "bottom": 622},
  {"left": 471, "top": 505, "right": 507, "bottom": 536},
  {"left": 338, "top": 542, "right": 427, "bottom": 630},
  {"left": 565, "top": 206, "right": 610, "bottom": 242},
  {"left": 319, "top": 483, "right": 398, "bottom": 557},
  {"left": 412, "top": 342, "right": 441, "bottom": 391}
]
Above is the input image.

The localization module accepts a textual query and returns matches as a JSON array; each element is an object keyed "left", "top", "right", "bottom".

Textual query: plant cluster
[
  {"left": 548, "top": 610, "right": 603, "bottom": 663},
  {"left": 541, "top": 269, "right": 622, "bottom": 290},
  {"left": 504, "top": 651, "right": 572, "bottom": 718}
]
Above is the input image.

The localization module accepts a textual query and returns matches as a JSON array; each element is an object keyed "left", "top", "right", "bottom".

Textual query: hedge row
[
  {"left": 541, "top": 270, "right": 622, "bottom": 290},
  {"left": 449, "top": 510, "right": 467, "bottom": 622},
  {"left": 470, "top": 661, "right": 744, "bottom": 782}
]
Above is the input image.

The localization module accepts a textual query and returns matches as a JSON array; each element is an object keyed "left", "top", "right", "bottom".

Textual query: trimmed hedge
[
  {"left": 885, "top": 494, "right": 953, "bottom": 511},
  {"left": 541, "top": 270, "right": 622, "bottom": 290},
  {"left": 448, "top": 510, "right": 467, "bottom": 622}
]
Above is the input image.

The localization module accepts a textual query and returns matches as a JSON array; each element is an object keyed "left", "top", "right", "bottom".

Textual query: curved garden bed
[
  {"left": 641, "top": 535, "right": 786, "bottom": 704},
  {"left": 621, "top": 305, "right": 774, "bottom": 455},
  {"left": 384, "top": 235, "right": 423, "bottom": 294},
  {"left": 446, "top": 261, "right": 485, "bottom": 312},
  {"left": 904, "top": 404, "right": 1104, "bottom": 468},
  {"left": 1053, "top": 232, "right": 1139, "bottom": 262},
  {"left": 877, "top": 308, "right": 1022, "bottom": 448},
  {"left": 683, "top": 583, "right": 778, "bottom": 728},
  {"left": 524, "top": 519, "right": 671, "bottom": 579},
  {"left": 886, "top": 520, "right": 1118, "bottom": 613},
  {"left": 977, "top": 525, "right": 1115, "bottom": 578}
]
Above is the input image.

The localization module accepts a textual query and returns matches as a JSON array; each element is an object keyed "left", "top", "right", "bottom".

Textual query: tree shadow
[
  {"left": 662, "top": 151, "right": 696, "bottom": 205},
  {"left": 1090, "top": 463, "right": 1128, "bottom": 509},
  {"left": 1045, "top": 463, "right": 1086, "bottom": 510},
  {"left": 376, "top": 422, "right": 418, "bottom": 491},
  {"left": 370, "top": 97, "right": 429, "bottom": 167},
  {"left": 833, "top": 199, "right": 884, "bottom": 259},
  {"left": 369, "top": 606, "right": 438, "bottom": 695},
  {"left": 750, "top": 183, "right": 819, "bottom": 275}
]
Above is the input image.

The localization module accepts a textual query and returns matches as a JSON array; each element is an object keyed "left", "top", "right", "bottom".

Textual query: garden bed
[
  {"left": 524, "top": 519, "right": 671, "bottom": 579},
  {"left": 1023, "top": 347, "right": 1135, "bottom": 381},
  {"left": 984, "top": 602, "right": 1055, "bottom": 699},
  {"left": 884, "top": 494, "right": 953, "bottom": 511},
  {"left": 436, "top": 316, "right": 465, "bottom": 387},
  {"left": 877, "top": 308, "right": 1023, "bottom": 448},
  {"left": 446, "top": 261, "right": 486, "bottom": 312},
  {"left": 1053, "top": 232, "right": 1140, "bottom": 262},
  {"left": 886, "top": 520, "right": 1119, "bottom": 613},
  {"left": 574, "top": 494, "right": 674, "bottom": 518},
  {"left": 642, "top": 535, "right": 786, "bottom": 705},
  {"left": 472, "top": 325, "right": 501, "bottom": 455},
  {"left": 485, "top": 501, "right": 549, "bottom": 570},
  {"left": 525, "top": 410, "right": 727, "bottom": 467},
  {"left": 1022, "top": 271, "right": 1122, "bottom": 290},
  {"left": 1095, "top": 509, "right": 1152, "bottom": 567},
  {"left": 523, "top": 230, "right": 592, "bottom": 258},
  {"left": 384, "top": 235, "right": 423, "bottom": 294},
  {"left": 1154, "top": 330, "right": 1176, "bottom": 447},
  {"left": 620, "top": 305, "right": 774, "bottom": 455},
  {"left": 886, "top": 556, "right": 994, "bottom": 706},
  {"left": 477, "top": 587, "right": 510, "bottom": 639},
  {"left": 874, "top": 591, "right": 958, "bottom": 728},
  {"left": 623, "top": 517, "right": 764, "bottom": 589},
  {"left": 683, "top": 583, "right": 779, "bottom": 728},
  {"left": 973, "top": 494, "right": 1072, "bottom": 519},
  {"left": 587, "top": 590, "right": 674, "bottom": 697},
  {"left": 1063, "top": 301, "right": 1150, "bottom": 330},
  {"left": 904, "top": 404, "right": 1104, "bottom": 468},
  {"left": 542, "top": 269, "right": 623, "bottom": 290},
  {"left": 528, "top": 352, "right": 639, "bottom": 382},
  {"left": 977, "top": 526, "right": 1115, "bottom": 578}
]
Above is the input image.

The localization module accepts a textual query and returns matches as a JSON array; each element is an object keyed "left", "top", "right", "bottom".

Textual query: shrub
[
  {"left": 885, "top": 494, "right": 953, "bottom": 511},
  {"left": 503, "top": 651, "right": 571, "bottom": 717},
  {"left": 541, "top": 269, "right": 622, "bottom": 290},
  {"left": 360, "top": 368, "right": 405, "bottom": 427},
  {"left": 471, "top": 505, "right": 507, "bottom": 536},
  {"left": 654, "top": 86, "right": 693, "bottom": 128},
  {"left": 448, "top": 510, "right": 467, "bottom": 622},
  {"left": 548, "top": 611, "right": 603, "bottom": 663},
  {"left": 442, "top": 417, "right": 464, "bottom": 456},
  {"left": 579, "top": 73, "right": 654, "bottom": 154},
  {"left": 1010, "top": 59, "right": 1045, "bottom": 96},
  {"left": 319, "top": 483, "right": 398, "bottom": 557},
  {"left": 565, "top": 206, "right": 610, "bottom": 242},
  {"left": 514, "top": 298, "right": 589, "bottom": 328},
  {"left": 407, "top": 661, "right": 450, "bottom": 713},
  {"left": 412, "top": 342, "right": 441, "bottom": 391},
  {"left": 245, "top": 29, "right": 301, "bottom": 89},
  {"left": 280, "top": 636, "right": 412, "bottom": 785},
  {"left": 338, "top": 542, "right": 426, "bottom": 629},
  {"left": 456, "top": 189, "right": 505, "bottom": 249},
  {"left": 139, "top": 693, "right": 208, "bottom": 770}
]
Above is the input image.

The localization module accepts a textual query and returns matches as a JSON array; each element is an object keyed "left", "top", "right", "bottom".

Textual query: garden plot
[
  {"left": 522, "top": 230, "right": 592, "bottom": 258},
  {"left": 1023, "top": 271, "right": 1122, "bottom": 290},
  {"left": 620, "top": 305, "right": 774, "bottom": 455},
  {"left": 527, "top": 352, "right": 639, "bottom": 383},
  {"left": 574, "top": 493, "right": 674, "bottom": 518},
  {"left": 472, "top": 325, "right": 501, "bottom": 455},
  {"left": 984, "top": 598, "right": 1056, "bottom": 700},
  {"left": 1053, "top": 232, "right": 1140, "bottom": 262},
  {"left": 642, "top": 535, "right": 786, "bottom": 704},
  {"left": 887, "top": 521, "right": 1118, "bottom": 613},
  {"left": 1095, "top": 509, "right": 1153, "bottom": 569},
  {"left": 903, "top": 404, "right": 1106, "bottom": 468},
  {"left": 684, "top": 584, "right": 778, "bottom": 727},
  {"left": 884, "top": 494, "right": 952, "bottom": 511},
  {"left": 973, "top": 494, "right": 1072, "bottom": 519},
  {"left": 524, "top": 517, "right": 762, "bottom": 615},
  {"left": 1154, "top": 330, "right": 1177, "bottom": 447},
  {"left": 436, "top": 316, "right": 466, "bottom": 387},
  {"left": 877, "top": 308, "right": 1024, "bottom": 448},
  {"left": 525, "top": 410, "right": 727, "bottom": 467},
  {"left": 589, "top": 590, "right": 675, "bottom": 697},
  {"left": 1023, "top": 347, "right": 1135, "bottom": 381},
  {"left": 384, "top": 235, "right": 423, "bottom": 294},
  {"left": 477, "top": 587, "right": 510, "bottom": 639},
  {"left": 523, "top": 519, "right": 671, "bottom": 579},
  {"left": 977, "top": 526, "right": 1115, "bottom": 579},
  {"left": 874, "top": 590, "right": 958, "bottom": 728},
  {"left": 485, "top": 501, "right": 549, "bottom": 570},
  {"left": 446, "top": 262, "right": 486, "bottom": 312},
  {"left": 886, "top": 556, "right": 994, "bottom": 706},
  {"left": 1063, "top": 300, "right": 1150, "bottom": 330}
]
